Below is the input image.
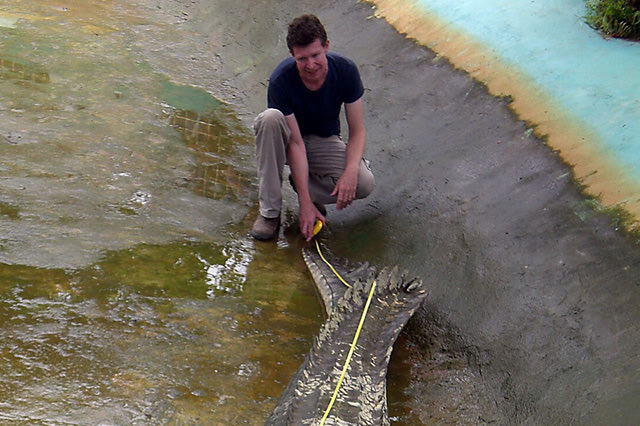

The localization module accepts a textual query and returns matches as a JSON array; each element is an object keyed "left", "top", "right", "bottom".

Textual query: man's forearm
[
  {"left": 287, "top": 139, "right": 314, "bottom": 207},
  {"left": 344, "top": 98, "right": 366, "bottom": 173},
  {"left": 345, "top": 129, "right": 366, "bottom": 172},
  {"left": 284, "top": 114, "right": 314, "bottom": 209}
]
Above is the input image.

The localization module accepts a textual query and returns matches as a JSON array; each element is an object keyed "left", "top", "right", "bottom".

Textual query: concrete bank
[{"left": 173, "top": 0, "right": 640, "bottom": 422}]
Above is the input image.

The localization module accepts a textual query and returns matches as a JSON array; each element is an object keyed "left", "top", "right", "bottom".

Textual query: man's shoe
[{"left": 250, "top": 215, "right": 280, "bottom": 240}]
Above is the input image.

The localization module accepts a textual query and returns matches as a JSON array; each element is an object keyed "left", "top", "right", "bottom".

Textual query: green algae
[
  {"left": 161, "top": 81, "right": 222, "bottom": 115},
  {"left": 0, "top": 201, "right": 20, "bottom": 219}
]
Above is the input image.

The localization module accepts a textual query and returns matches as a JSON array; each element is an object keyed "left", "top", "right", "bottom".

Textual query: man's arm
[
  {"left": 285, "top": 113, "right": 325, "bottom": 241},
  {"left": 331, "top": 98, "right": 366, "bottom": 210}
]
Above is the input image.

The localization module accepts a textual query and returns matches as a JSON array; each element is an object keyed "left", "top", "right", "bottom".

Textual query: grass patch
[
  {"left": 581, "top": 197, "right": 640, "bottom": 243},
  {"left": 571, "top": 177, "right": 640, "bottom": 242},
  {"left": 585, "top": 0, "right": 640, "bottom": 40}
]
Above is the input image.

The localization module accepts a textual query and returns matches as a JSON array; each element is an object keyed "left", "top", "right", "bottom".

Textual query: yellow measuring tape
[
  {"left": 319, "top": 280, "right": 376, "bottom": 425},
  {"left": 314, "top": 240, "right": 352, "bottom": 289},
  {"left": 313, "top": 221, "right": 377, "bottom": 425}
]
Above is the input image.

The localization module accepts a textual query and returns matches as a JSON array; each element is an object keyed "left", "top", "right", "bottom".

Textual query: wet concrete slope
[{"left": 172, "top": 0, "right": 640, "bottom": 422}]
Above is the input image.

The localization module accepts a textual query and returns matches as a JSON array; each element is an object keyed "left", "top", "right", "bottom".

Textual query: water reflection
[
  {"left": 0, "top": 56, "right": 49, "bottom": 83},
  {"left": 168, "top": 106, "right": 254, "bottom": 202},
  {"left": 198, "top": 238, "right": 253, "bottom": 298}
]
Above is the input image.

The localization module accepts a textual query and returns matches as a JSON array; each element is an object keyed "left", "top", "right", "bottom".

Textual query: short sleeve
[
  {"left": 267, "top": 80, "right": 293, "bottom": 116},
  {"left": 343, "top": 60, "right": 364, "bottom": 104}
]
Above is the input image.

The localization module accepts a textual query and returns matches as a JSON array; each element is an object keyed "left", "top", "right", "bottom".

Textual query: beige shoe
[{"left": 250, "top": 215, "right": 280, "bottom": 240}]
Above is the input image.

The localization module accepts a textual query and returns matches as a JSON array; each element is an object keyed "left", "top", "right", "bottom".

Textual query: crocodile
[{"left": 266, "top": 243, "right": 428, "bottom": 425}]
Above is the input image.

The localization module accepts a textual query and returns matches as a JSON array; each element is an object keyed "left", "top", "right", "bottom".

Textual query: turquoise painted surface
[{"left": 416, "top": 0, "right": 640, "bottom": 181}]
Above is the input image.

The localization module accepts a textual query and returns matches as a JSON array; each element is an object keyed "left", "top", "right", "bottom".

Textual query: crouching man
[{"left": 251, "top": 14, "right": 374, "bottom": 241}]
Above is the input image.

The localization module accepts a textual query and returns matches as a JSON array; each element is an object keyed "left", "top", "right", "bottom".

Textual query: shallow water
[
  {"left": 0, "top": 0, "right": 255, "bottom": 268},
  {"left": 0, "top": 1, "right": 498, "bottom": 423},
  {"left": 0, "top": 237, "right": 325, "bottom": 424},
  {"left": 0, "top": 1, "right": 324, "bottom": 423}
]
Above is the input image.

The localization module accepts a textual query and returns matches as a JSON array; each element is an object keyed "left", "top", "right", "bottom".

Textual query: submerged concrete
[{"left": 151, "top": 0, "right": 639, "bottom": 423}]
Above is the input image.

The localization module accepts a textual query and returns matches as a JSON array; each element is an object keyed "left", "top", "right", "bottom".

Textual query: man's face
[{"left": 291, "top": 38, "right": 329, "bottom": 86}]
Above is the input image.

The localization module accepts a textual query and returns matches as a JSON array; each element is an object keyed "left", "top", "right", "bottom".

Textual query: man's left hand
[{"left": 331, "top": 166, "right": 358, "bottom": 210}]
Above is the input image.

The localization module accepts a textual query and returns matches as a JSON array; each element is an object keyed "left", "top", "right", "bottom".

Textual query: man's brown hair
[{"left": 286, "top": 14, "right": 328, "bottom": 53}]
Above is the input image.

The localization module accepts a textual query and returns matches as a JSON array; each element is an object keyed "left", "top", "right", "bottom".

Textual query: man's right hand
[{"left": 299, "top": 202, "right": 325, "bottom": 241}]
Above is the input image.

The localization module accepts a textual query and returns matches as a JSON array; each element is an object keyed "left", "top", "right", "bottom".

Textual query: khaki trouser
[{"left": 253, "top": 108, "right": 375, "bottom": 218}]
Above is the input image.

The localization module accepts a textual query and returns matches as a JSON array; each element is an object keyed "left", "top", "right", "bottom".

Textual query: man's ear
[{"left": 324, "top": 39, "right": 330, "bottom": 52}]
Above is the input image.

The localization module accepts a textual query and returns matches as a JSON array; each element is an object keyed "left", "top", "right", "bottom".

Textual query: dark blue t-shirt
[{"left": 267, "top": 52, "right": 364, "bottom": 138}]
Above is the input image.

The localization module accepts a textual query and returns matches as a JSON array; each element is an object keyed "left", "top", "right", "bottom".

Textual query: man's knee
[
  {"left": 356, "top": 161, "right": 375, "bottom": 199},
  {"left": 357, "top": 177, "right": 375, "bottom": 199},
  {"left": 253, "top": 108, "right": 286, "bottom": 134}
]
